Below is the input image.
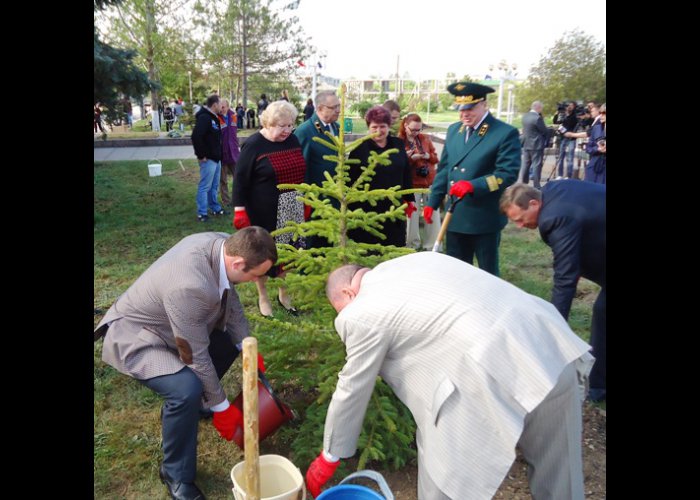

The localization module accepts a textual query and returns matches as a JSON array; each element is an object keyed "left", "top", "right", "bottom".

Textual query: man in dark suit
[
  {"left": 293, "top": 90, "right": 341, "bottom": 247},
  {"left": 424, "top": 82, "right": 521, "bottom": 276},
  {"left": 94, "top": 227, "right": 277, "bottom": 499},
  {"left": 500, "top": 181, "right": 606, "bottom": 402},
  {"left": 519, "top": 101, "right": 550, "bottom": 188}
]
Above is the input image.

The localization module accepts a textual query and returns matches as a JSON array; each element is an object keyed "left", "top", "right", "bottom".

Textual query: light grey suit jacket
[
  {"left": 323, "top": 252, "right": 593, "bottom": 499},
  {"left": 95, "top": 232, "right": 250, "bottom": 409},
  {"left": 521, "top": 110, "right": 549, "bottom": 151}
]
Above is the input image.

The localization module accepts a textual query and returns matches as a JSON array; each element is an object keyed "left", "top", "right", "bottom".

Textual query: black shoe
[
  {"left": 197, "top": 214, "right": 209, "bottom": 222},
  {"left": 199, "top": 408, "right": 214, "bottom": 420},
  {"left": 159, "top": 465, "right": 206, "bottom": 500},
  {"left": 210, "top": 208, "right": 231, "bottom": 216},
  {"left": 277, "top": 296, "right": 299, "bottom": 316}
]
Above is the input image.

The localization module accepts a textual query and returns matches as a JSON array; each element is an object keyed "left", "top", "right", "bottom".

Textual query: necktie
[
  {"left": 465, "top": 126, "right": 474, "bottom": 142},
  {"left": 323, "top": 123, "right": 332, "bottom": 135}
]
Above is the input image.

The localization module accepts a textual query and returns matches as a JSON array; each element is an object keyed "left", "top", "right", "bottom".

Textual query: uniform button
[
  {"left": 460, "top": 168, "right": 465, "bottom": 172},
  {"left": 453, "top": 166, "right": 457, "bottom": 171},
  {"left": 450, "top": 180, "right": 455, "bottom": 185}
]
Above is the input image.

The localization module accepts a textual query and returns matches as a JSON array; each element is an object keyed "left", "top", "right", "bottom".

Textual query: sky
[{"left": 292, "top": 0, "right": 606, "bottom": 81}]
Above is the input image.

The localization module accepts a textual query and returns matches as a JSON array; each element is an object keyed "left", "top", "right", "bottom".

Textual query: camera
[
  {"left": 596, "top": 137, "right": 606, "bottom": 148},
  {"left": 417, "top": 166, "right": 430, "bottom": 177}
]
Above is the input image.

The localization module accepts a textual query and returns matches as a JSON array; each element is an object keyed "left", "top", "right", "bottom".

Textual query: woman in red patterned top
[{"left": 232, "top": 100, "right": 307, "bottom": 317}]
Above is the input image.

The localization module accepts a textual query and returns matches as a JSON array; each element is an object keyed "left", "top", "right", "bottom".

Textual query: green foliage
[
  {"left": 269, "top": 84, "right": 425, "bottom": 470},
  {"left": 517, "top": 29, "right": 606, "bottom": 115},
  {"left": 194, "top": 0, "right": 310, "bottom": 106},
  {"left": 93, "top": 26, "right": 153, "bottom": 121},
  {"left": 350, "top": 100, "right": 376, "bottom": 119},
  {"left": 274, "top": 84, "right": 426, "bottom": 298}
]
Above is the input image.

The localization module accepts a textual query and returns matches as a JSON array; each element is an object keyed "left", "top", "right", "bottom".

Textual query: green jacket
[
  {"left": 294, "top": 112, "right": 340, "bottom": 187},
  {"left": 428, "top": 113, "right": 521, "bottom": 234}
]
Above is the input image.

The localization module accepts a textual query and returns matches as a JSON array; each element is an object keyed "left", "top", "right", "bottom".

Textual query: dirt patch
[{"left": 331, "top": 402, "right": 605, "bottom": 499}]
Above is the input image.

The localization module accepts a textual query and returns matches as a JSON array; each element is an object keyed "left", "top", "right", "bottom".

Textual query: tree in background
[
  {"left": 517, "top": 29, "right": 606, "bottom": 116},
  {"left": 96, "top": 0, "right": 195, "bottom": 112},
  {"left": 94, "top": 0, "right": 153, "bottom": 123},
  {"left": 195, "top": 0, "right": 309, "bottom": 107}
]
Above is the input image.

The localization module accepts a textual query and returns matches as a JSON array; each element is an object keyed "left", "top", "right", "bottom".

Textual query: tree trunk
[
  {"left": 241, "top": 11, "right": 248, "bottom": 108},
  {"left": 145, "top": 0, "right": 159, "bottom": 128}
]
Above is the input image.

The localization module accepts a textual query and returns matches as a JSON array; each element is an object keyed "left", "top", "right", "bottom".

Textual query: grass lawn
[{"left": 94, "top": 159, "right": 598, "bottom": 498}]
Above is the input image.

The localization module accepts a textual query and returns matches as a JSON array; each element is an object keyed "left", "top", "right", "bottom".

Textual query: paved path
[
  {"left": 94, "top": 145, "right": 196, "bottom": 161},
  {"left": 93, "top": 143, "right": 585, "bottom": 184}
]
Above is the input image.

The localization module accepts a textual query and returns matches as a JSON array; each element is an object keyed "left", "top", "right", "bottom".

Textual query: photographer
[
  {"left": 584, "top": 103, "right": 606, "bottom": 184},
  {"left": 553, "top": 101, "right": 580, "bottom": 179},
  {"left": 398, "top": 113, "right": 440, "bottom": 250}
]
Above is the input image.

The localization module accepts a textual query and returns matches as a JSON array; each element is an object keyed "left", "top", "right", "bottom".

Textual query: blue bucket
[{"left": 315, "top": 471, "right": 394, "bottom": 500}]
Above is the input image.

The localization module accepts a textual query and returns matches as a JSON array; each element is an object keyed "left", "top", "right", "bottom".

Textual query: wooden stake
[{"left": 242, "top": 337, "right": 260, "bottom": 499}]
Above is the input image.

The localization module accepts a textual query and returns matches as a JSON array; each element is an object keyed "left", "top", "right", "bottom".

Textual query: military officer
[{"left": 423, "top": 82, "right": 521, "bottom": 276}]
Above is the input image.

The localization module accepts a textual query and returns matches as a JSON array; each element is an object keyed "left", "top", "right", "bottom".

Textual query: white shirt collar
[
  {"left": 219, "top": 243, "right": 230, "bottom": 298},
  {"left": 473, "top": 111, "right": 489, "bottom": 130}
]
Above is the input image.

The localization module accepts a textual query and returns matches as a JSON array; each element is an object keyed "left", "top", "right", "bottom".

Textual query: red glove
[
  {"left": 304, "top": 204, "right": 312, "bottom": 221},
  {"left": 212, "top": 404, "right": 243, "bottom": 441},
  {"left": 449, "top": 180, "right": 474, "bottom": 199},
  {"left": 449, "top": 181, "right": 474, "bottom": 198},
  {"left": 305, "top": 452, "right": 340, "bottom": 498},
  {"left": 233, "top": 209, "right": 251, "bottom": 229},
  {"left": 404, "top": 201, "right": 416, "bottom": 219},
  {"left": 423, "top": 206, "right": 434, "bottom": 224},
  {"left": 257, "top": 352, "right": 266, "bottom": 373}
]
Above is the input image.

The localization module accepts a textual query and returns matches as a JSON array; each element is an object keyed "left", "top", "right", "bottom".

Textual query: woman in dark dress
[
  {"left": 303, "top": 98, "right": 315, "bottom": 121},
  {"left": 347, "top": 105, "right": 415, "bottom": 247},
  {"left": 232, "top": 100, "right": 307, "bottom": 317}
]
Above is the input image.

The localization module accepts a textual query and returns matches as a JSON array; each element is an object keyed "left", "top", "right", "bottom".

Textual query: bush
[{"left": 350, "top": 100, "right": 376, "bottom": 118}]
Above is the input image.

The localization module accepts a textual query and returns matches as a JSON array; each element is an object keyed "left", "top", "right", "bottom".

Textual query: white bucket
[
  {"left": 231, "top": 454, "right": 306, "bottom": 500},
  {"left": 147, "top": 159, "right": 162, "bottom": 177}
]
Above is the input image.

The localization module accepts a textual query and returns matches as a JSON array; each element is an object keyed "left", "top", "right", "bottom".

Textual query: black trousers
[
  {"left": 139, "top": 329, "right": 239, "bottom": 482},
  {"left": 445, "top": 230, "right": 501, "bottom": 276}
]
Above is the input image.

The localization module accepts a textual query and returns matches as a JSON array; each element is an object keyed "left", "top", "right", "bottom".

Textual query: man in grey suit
[
  {"left": 305, "top": 252, "right": 593, "bottom": 499},
  {"left": 94, "top": 227, "right": 277, "bottom": 500},
  {"left": 519, "top": 101, "right": 550, "bottom": 188}
]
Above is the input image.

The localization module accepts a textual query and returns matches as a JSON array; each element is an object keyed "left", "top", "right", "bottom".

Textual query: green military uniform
[
  {"left": 427, "top": 83, "right": 521, "bottom": 275},
  {"left": 294, "top": 112, "right": 340, "bottom": 187},
  {"left": 293, "top": 111, "right": 340, "bottom": 248}
]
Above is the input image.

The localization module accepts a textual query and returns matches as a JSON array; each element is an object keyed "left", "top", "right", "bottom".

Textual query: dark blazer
[
  {"left": 428, "top": 113, "right": 521, "bottom": 234},
  {"left": 191, "top": 107, "right": 222, "bottom": 161},
  {"left": 521, "top": 111, "right": 549, "bottom": 151},
  {"left": 293, "top": 112, "right": 340, "bottom": 187},
  {"left": 538, "top": 180, "right": 606, "bottom": 319}
]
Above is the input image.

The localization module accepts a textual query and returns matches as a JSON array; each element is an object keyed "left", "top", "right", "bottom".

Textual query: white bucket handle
[
  {"left": 148, "top": 158, "right": 162, "bottom": 166},
  {"left": 338, "top": 470, "right": 394, "bottom": 500}
]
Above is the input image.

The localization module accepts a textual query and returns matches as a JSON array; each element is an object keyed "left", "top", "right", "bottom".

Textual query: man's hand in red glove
[
  {"left": 404, "top": 201, "right": 417, "bottom": 219},
  {"left": 212, "top": 404, "right": 243, "bottom": 441},
  {"left": 423, "top": 206, "right": 434, "bottom": 224},
  {"left": 305, "top": 451, "right": 340, "bottom": 498},
  {"left": 233, "top": 208, "right": 251, "bottom": 229},
  {"left": 449, "top": 180, "right": 474, "bottom": 199},
  {"left": 304, "top": 204, "right": 312, "bottom": 221},
  {"left": 257, "top": 352, "right": 266, "bottom": 373}
]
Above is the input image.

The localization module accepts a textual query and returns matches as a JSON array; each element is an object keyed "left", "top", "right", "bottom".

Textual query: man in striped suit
[
  {"left": 305, "top": 252, "right": 593, "bottom": 499},
  {"left": 94, "top": 227, "right": 277, "bottom": 500}
]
